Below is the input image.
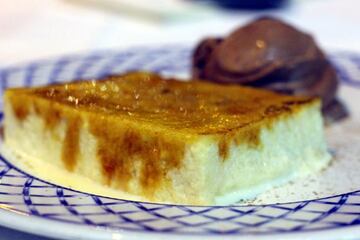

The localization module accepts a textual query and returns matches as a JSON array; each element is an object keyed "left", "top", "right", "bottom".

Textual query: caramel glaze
[
  {"left": 7, "top": 93, "right": 82, "bottom": 171},
  {"left": 11, "top": 95, "right": 30, "bottom": 121},
  {"left": 6, "top": 72, "right": 317, "bottom": 194},
  {"left": 33, "top": 101, "right": 62, "bottom": 130},
  {"left": 34, "top": 99, "right": 81, "bottom": 171},
  {"left": 89, "top": 116, "right": 184, "bottom": 196},
  {"left": 218, "top": 126, "right": 261, "bottom": 161},
  {"left": 62, "top": 115, "right": 81, "bottom": 171}
]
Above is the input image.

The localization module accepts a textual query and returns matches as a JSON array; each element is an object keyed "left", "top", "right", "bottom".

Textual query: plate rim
[{"left": 0, "top": 45, "right": 359, "bottom": 239}]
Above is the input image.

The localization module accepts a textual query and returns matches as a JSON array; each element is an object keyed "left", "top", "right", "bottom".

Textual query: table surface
[{"left": 1, "top": 0, "right": 360, "bottom": 239}]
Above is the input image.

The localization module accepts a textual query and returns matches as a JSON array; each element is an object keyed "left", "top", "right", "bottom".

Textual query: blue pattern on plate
[{"left": 0, "top": 46, "right": 359, "bottom": 236}]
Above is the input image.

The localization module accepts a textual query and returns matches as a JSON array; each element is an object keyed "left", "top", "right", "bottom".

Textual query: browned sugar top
[{"left": 24, "top": 72, "right": 315, "bottom": 135}]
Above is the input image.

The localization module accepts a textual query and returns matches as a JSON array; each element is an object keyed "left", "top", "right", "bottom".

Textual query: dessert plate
[{"left": 0, "top": 46, "right": 359, "bottom": 240}]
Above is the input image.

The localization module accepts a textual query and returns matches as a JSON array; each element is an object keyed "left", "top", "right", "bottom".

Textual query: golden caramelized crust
[
  {"left": 5, "top": 72, "right": 318, "bottom": 196},
  {"left": 8, "top": 72, "right": 317, "bottom": 134}
]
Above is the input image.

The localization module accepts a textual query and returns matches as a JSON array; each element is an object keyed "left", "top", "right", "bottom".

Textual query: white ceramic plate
[{"left": 0, "top": 46, "right": 359, "bottom": 240}]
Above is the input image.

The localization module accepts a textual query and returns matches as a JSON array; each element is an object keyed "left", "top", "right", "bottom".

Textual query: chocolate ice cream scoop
[
  {"left": 192, "top": 17, "right": 348, "bottom": 123},
  {"left": 192, "top": 38, "right": 222, "bottom": 80}
]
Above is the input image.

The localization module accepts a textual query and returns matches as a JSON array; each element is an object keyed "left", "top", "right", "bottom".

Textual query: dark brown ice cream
[{"left": 192, "top": 17, "right": 348, "bottom": 123}]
